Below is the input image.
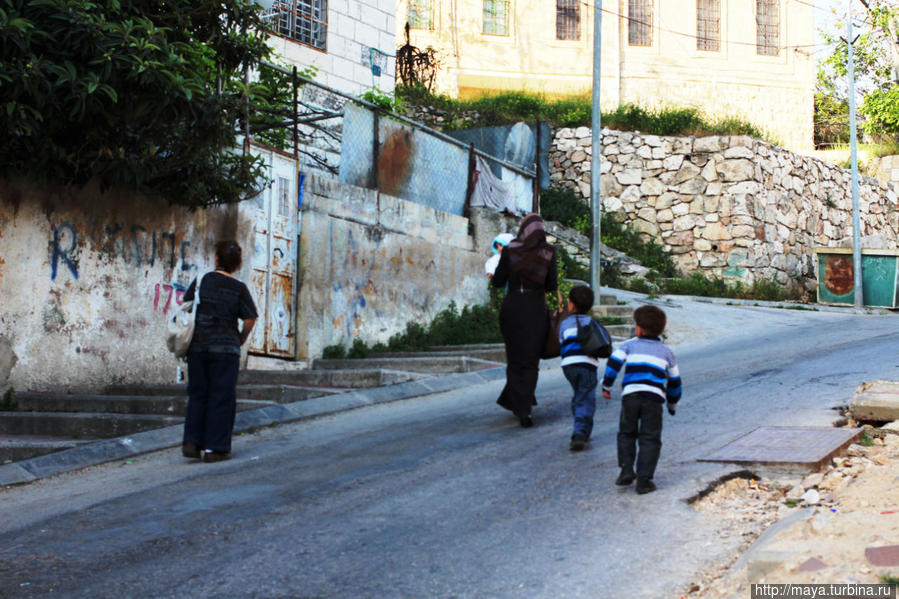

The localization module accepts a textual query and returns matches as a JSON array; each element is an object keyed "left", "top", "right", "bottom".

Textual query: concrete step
[
  {"left": 12, "top": 393, "right": 274, "bottom": 415},
  {"left": 370, "top": 347, "right": 506, "bottom": 362},
  {"left": 605, "top": 324, "right": 635, "bottom": 339},
  {"left": 599, "top": 294, "right": 618, "bottom": 305},
  {"left": 0, "top": 435, "right": 91, "bottom": 464},
  {"left": 0, "top": 412, "right": 183, "bottom": 439},
  {"left": 236, "top": 385, "right": 344, "bottom": 403},
  {"left": 592, "top": 304, "right": 633, "bottom": 319},
  {"left": 312, "top": 356, "right": 503, "bottom": 374},
  {"left": 236, "top": 369, "right": 427, "bottom": 388}
]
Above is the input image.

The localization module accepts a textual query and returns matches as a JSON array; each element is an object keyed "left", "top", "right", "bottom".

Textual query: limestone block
[
  {"left": 656, "top": 191, "right": 678, "bottom": 210},
  {"left": 644, "top": 135, "right": 661, "bottom": 147},
  {"left": 603, "top": 196, "right": 624, "bottom": 212},
  {"left": 659, "top": 222, "right": 673, "bottom": 232},
  {"left": 718, "top": 159, "right": 755, "bottom": 182},
  {"left": 701, "top": 161, "right": 719, "bottom": 182},
  {"left": 729, "top": 181, "right": 761, "bottom": 195},
  {"left": 663, "top": 155, "right": 685, "bottom": 171},
  {"left": 679, "top": 178, "right": 707, "bottom": 195},
  {"left": 776, "top": 211, "right": 798, "bottom": 229},
  {"left": 690, "top": 154, "right": 709, "bottom": 167},
  {"left": 601, "top": 174, "right": 623, "bottom": 197},
  {"left": 640, "top": 178, "right": 666, "bottom": 196},
  {"left": 575, "top": 126, "right": 591, "bottom": 138},
  {"left": 557, "top": 128, "right": 574, "bottom": 139},
  {"left": 657, "top": 209, "right": 674, "bottom": 223},
  {"left": 724, "top": 146, "right": 755, "bottom": 159},
  {"left": 705, "top": 213, "right": 719, "bottom": 222},
  {"left": 620, "top": 144, "right": 635, "bottom": 155},
  {"left": 690, "top": 201, "right": 705, "bottom": 215},
  {"left": 632, "top": 219, "right": 660, "bottom": 236},
  {"left": 616, "top": 169, "right": 643, "bottom": 185},
  {"left": 673, "top": 162, "right": 702, "bottom": 184},
  {"left": 636, "top": 145, "right": 653, "bottom": 159},
  {"left": 619, "top": 132, "right": 634, "bottom": 144},
  {"left": 672, "top": 202, "right": 690, "bottom": 217},
  {"left": 731, "top": 225, "right": 756, "bottom": 238},
  {"left": 673, "top": 215, "right": 697, "bottom": 232},
  {"left": 673, "top": 139, "right": 692, "bottom": 154},
  {"left": 706, "top": 181, "right": 723, "bottom": 195},
  {"left": 702, "top": 222, "right": 732, "bottom": 241},
  {"left": 694, "top": 238, "right": 712, "bottom": 251},
  {"left": 603, "top": 145, "right": 621, "bottom": 156},
  {"left": 700, "top": 254, "right": 722, "bottom": 267},
  {"left": 651, "top": 147, "right": 666, "bottom": 159},
  {"left": 645, "top": 160, "right": 663, "bottom": 170},
  {"left": 637, "top": 207, "right": 657, "bottom": 223},
  {"left": 570, "top": 150, "right": 587, "bottom": 163},
  {"left": 693, "top": 136, "right": 723, "bottom": 153},
  {"left": 620, "top": 185, "right": 642, "bottom": 204},
  {"left": 667, "top": 230, "right": 694, "bottom": 246},
  {"left": 577, "top": 137, "right": 592, "bottom": 147},
  {"left": 703, "top": 196, "right": 720, "bottom": 213}
]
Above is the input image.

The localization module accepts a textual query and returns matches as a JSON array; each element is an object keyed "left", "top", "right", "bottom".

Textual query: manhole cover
[{"left": 698, "top": 427, "right": 862, "bottom": 469}]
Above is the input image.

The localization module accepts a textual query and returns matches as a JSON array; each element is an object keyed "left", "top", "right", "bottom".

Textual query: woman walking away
[
  {"left": 181, "top": 240, "right": 257, "bottom": 462},
  {"left": 491, "top": 213, "right": 558, "bottom": 427}
]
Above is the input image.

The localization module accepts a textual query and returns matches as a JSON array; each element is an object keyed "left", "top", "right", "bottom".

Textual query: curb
[{"left": 0, "top": 366, "right": 507, "bottom": 488}]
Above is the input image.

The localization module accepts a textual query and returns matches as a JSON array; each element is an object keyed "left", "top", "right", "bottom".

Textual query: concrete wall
[
  {"left": 397, "top": 0, "right": 814, "bottom": 150},
  {"left": 269, "top": 0, "right": 397, "bottom": 96},
  {"left": 550, "top": 128, "right": 899, "bottom": 291},
  {"left": 295, "top": 174, "right": 513, "bottom": 358},
  {"left": 0, "top": 180, "right": 254, "bottom": 392}
]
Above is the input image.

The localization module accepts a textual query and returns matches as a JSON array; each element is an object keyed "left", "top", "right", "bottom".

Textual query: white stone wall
[
  {"left": 550, "top": 128, "right": 899, "bottom": 289},
  {"left": 268, "top": 0, "right": 396, "bottom": 96}
]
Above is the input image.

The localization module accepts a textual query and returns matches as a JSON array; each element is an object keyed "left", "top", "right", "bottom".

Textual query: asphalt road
[{"left": 2, "top": 299, "right": 898, "bottom": 599}]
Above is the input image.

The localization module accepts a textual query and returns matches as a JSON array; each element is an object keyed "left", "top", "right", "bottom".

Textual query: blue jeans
[
  {"left": 563, "top": 364, "right": 598, "bottom": 438},
  {"left": 184, "top": 352, "right": 240, "bottom": 453}
]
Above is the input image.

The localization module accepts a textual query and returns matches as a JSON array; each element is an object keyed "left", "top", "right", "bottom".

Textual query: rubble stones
[{"left": 549, "top": 128, "right": 899, "bottom": 287}]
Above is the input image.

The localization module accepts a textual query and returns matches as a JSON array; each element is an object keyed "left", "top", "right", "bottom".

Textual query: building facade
[
  {"left": 269, "top": 0, "right": 398, "bottom": 95},
  {"left": 396, "top": 0, "right": 815, "bottom": 150}
]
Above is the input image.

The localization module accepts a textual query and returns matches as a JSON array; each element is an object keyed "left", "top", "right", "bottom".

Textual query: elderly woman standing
[
  {"left": 181, "top": 240, "right": 257, "bottom": 462},
  {"left": 491, "top": 213, "right": 558, "bottom": 427}
]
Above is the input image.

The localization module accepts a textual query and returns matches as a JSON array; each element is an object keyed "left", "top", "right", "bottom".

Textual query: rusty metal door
[{"left": 248, "top": 149, "right": 297, "bottom": 357}]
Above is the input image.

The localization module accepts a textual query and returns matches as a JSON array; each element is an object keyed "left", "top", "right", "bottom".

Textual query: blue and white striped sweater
[{"left": 602, "top": 336, "right": 682, "bottom": 404}]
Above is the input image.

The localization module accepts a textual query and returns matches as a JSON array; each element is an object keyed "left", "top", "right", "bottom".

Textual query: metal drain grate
[{"left": 698, "top": 427, "right": 863, "bottom": 469}]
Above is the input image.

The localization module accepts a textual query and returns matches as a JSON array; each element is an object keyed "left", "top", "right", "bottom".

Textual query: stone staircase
[{"left": 0, "top": 294, "right": 635, "bottom": 465}]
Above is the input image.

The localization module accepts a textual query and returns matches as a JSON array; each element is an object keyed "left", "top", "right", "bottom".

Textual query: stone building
[{"left": 395, "top": 0, "right": 815, "bottom": 150}]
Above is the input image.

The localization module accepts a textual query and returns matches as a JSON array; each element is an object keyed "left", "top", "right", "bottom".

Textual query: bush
[
  {"left": 322, "top": 344, "right": 346, "bottom": 359},
  {"left": 540, "top": 187, "right": 590, "bottom": 234}
]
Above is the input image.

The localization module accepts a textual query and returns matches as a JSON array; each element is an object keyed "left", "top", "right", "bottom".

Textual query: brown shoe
[
  {"left": 182, "top": 442, "right": 201, "bottom": 459},
  {"left": 202, "top": 451, "right": 231, "bottom": 463}
]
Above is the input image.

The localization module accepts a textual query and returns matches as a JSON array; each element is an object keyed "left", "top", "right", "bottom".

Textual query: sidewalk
[{"left": 0, "top": 366, "right": 508, "bottom": 487}]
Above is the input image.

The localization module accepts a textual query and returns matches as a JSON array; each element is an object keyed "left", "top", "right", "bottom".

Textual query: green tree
[{"left": 0, "top": 0, "right": 273, "bottom": 207}]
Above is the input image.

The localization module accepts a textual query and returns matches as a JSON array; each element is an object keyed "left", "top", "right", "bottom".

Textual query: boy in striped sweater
[{"left": 602, "top": 305, "right": 681, "bottom": 494}]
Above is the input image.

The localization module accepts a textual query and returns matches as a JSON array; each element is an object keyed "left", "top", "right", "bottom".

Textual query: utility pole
[
  {"left": 848, "top": 0, "right": 864, "bottom": 308},
  {"left": 589, "top": 0, "right": 603, "bottom": 294}
]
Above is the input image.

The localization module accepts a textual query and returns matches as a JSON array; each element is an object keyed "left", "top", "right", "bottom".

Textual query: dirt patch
[{"left": 680, "top": 425, "right": 899, "bottom": 598}]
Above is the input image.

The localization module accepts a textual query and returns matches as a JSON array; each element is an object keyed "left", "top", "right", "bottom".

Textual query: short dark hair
[
  {"left": 568, "top": 285, "right": 594, "bottom": 314},
  {"left": 215, "top": 240, "right": 242, "bottom": 273},
  {"left": 634, "top": 305, "right": 666, "bottom": 337}
]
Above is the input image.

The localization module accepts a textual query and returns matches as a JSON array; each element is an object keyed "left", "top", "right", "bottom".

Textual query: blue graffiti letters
[{"left": 51, "top": 223, "right": 79, "bottom": 281}]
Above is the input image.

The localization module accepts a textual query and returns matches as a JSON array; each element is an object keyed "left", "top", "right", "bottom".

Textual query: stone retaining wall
[{"left": 550, "top": 128, "right": 899, "bottom": 290}]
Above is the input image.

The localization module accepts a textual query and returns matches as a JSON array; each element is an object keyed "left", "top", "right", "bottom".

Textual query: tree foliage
[
  {"left": 816, "top": 2, "right": 899, "bottom": 145},
  {"left": 0, "top": 0, "right": 274, "bottom": 207}
]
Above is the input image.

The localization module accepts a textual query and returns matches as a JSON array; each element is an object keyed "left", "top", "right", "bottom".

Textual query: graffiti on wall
[{"left": 50, "top": 222, "right": 198, "bottom": 282}]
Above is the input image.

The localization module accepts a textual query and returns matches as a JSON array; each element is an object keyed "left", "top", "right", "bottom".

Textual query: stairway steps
[{"left": 0, "top": 412, "right": 183, "bottom": 439}]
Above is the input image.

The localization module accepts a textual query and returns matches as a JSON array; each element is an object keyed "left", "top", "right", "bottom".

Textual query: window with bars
[
  {"left": 696, "top": 0, "right": 720, "bottom": 51},
  {"left": 408, "top": 0, "right": 434, "bottom": 29},
  {"left": 483, "top": 0, "right": 509, "bottom": 36},
  {"left": 556, "top": 0, "right": 580, "bottom": 40},
  {"left": 275, "top": 0, "right": 328, "bottom": 51},
  {"left": 628, "top": 0, "right": 652, "bottom": 46},
  {"left": 756, "top": 0, "right": 779, "bottom": 56}
]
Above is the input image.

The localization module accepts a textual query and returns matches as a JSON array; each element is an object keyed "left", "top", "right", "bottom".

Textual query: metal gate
[{"left": 247, "top": 148, "right": 298, "bottom": 357}]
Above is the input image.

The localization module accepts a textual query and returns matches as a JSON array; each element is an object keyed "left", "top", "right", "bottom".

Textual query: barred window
[
  {"left": 628, "top": 0, "right": 652, "bottom": 46},
  {"left": 274, "top": 0, "right": 328, "bottom": 51},
  {"left": 556, "top": 0, "right": 580, "bottom": 40},
  {"left": 277, "top": 177, "right": 291, "bottom": 217},
  {"left": 696, "top": 0, "right": 720, "bottom": 51},
  {"left": 408, "top": 0, "right": 434, "bottom": 29},
  {"left": 483, "top": 0, "right": 509, "bottom": 35},
  {"left": 756, "top": 0, "right": 780, "bottom": 56}
]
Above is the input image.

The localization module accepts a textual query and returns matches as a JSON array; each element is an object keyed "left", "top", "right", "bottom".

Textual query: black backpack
[{"left": 576, "top": 317, "right": 613, "bottom": 358}]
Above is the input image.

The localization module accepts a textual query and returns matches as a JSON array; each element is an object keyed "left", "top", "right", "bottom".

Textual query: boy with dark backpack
[{"left": 559, "top": 285, "right": 613, "bottom": 452}]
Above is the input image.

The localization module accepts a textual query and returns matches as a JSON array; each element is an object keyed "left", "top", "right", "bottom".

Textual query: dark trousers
[
  {"left": 563, "top": 364, "right": 598, "bottom": 438},
  {"left": 184, "top": 352, "right": 240, "bottom": 453},
  {"left": 617, "top": 392, "right": 664, "bottom": 480}
]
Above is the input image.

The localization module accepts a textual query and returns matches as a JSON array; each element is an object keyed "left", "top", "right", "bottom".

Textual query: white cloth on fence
[{"left": 470, "top": 156, "right": 528, "bottom": 216}]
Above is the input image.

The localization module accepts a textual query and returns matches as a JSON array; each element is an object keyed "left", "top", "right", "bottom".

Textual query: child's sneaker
[
  {"left": 615, "top": 469, "right": 636, "bottom": 486},
  {"left": 636, "top": 478, "right": 656, "bottom": 494},
  {"left": 569, "top": 434, "right": 587, "bottom": 451}
]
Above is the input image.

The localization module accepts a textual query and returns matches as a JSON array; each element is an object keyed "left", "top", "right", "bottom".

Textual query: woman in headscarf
[{"left": 491, "top": 213, "right": 558, "bottom": 427}]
